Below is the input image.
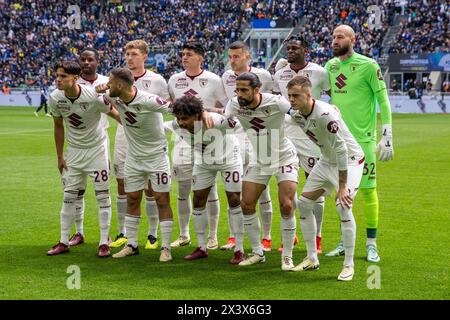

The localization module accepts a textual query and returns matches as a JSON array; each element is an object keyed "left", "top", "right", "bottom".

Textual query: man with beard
[
  {"left": 325, "top": 25, "right": 394, "bottom": 263},
  {"left": 66, "top": 48, "right": 110, "bottom": 247},
  {"left": 222, "top": 72, "right": 299, "bottom": 271},
  {"left": 273, "top": 35, "right": 330, "bottom": 254},
  {"left": 221, "top": 41, "right": 275, "bottom": 253}
]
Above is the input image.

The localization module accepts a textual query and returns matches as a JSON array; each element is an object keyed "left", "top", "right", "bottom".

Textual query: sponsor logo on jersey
[
  {"left": 335, "top": 73, "right": 347, "bottom": 89},
  {"left": 327, "top": 120, "right": 339, "bottom": 133},
  {"left": 226, "top": 75, "right": 236, "bottom": 86},
  {"left": 57, "top": 104, "right": 70, "bottom": 112},
  {"left": 280, "top": 71, "right": 293, "bottom": 81},
  {"left": 68, "top": 113, "right": 83, "bottom": 127},
  {"left": 175, "top": 78, "right": 189, "bottom": 89},
  {"left": 329, "top": 62, "right": 340, "bottom": 73},
  {"left": 124, "top": 111, "right": 138, "bottom": 125},
  {"left": 377, "top": 69, "right": 383, "bottom": 80},
  {"left": 199, "top": 79, "right": 208, "bottom": 88},
  {"left": 184, "top": 88, "right": 198, "bottom": 97},
  {"left": 249, "top": 117, "right": 265, "bottom": 132}
]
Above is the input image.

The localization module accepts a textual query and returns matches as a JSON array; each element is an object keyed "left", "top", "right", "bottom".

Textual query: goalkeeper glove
[{"left": 376, "top": 124, "right": 394, "bottom": 162}]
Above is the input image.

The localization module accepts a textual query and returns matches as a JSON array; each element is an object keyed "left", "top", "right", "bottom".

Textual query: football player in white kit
[
  {"left": 273, "top": 35, "right": 331, "bottom": 254},
  {"left": 221, "top": 41, "right": 275, "bottom": 252},
  {"left": 67, "top": 48, "right": 110, "bottom": 247},
  {"left": 47, "top": 61, "right": 121, "bottom": 257},
  {"left": 97, "top": 68, "right": 175, "bottom": 262},
  {"left": 110, "top": 40, "right": 170, "bottom": 251},
  {"left": 167, "top": 96, "right": 244, "bottom": 263},
  {"left": 287, "top": 76, "right": 364, "bottom": 281},
  {"left": 168, "top": 42, "right": 228, "bottom": 250},
  {"left": 222, "top": 72, "right": 299, "bottom": 271}
]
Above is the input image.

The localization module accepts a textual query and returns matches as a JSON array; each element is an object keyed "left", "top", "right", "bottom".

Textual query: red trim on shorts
[{"left": 358, "top": 156, "right": 366, "bottom": 165}]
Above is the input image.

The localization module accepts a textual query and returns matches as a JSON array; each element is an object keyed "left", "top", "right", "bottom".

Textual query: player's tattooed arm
[
  {"left": 107, "top": 106, "right": 122, "bottom": 124},
  {"left": 53, "top": 116, "right": 67, "bottom": 174},
  {"left": 95, "top": 83, "right": 109, "bottom": 94}
]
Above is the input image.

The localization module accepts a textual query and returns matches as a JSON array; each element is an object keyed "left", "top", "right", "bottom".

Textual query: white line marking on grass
[{"left": 0, "top": 129, "right": 53, "bottom": 135}]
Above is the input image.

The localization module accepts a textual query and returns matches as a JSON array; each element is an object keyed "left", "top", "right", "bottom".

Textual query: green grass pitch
[{"left": 0, "top": 107, "right": 448, "bottom": 300}]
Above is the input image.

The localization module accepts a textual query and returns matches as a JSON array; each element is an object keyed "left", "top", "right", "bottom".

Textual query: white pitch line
[{"left": 0, "top": 129, "right": 53, "bottom": 135}]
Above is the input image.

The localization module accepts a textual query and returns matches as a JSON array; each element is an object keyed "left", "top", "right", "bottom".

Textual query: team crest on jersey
[
  {"left": 142, "top": 80, "right": 152, "bottom": 89},
  {"left": 351, "top": 64, "right": 358, "bottom": 72},
  {"left": 175, "top": 78, "right": 189, "bottom": 89},
  {"left": 301, "top": 71, "right": 312, "bottom": 78},
  {"left": 79, "top": 103, "right": 88, "bottom": 112},
  {"left": 226, "top": 75, "right": 236, "bottom": 86},
  {"left": 199, "top": 79, "right": 208, "bottom": 88}
]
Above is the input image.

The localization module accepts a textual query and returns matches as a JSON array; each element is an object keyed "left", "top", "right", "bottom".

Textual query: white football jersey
[
  {"left": 168, "top": 70, "right": 228, "bottom": 108},
  {"left": 77, "top": 73, "right": 110, "bottom": 130},
  {"left": 290, "top": 99, "right": 364, "bottom": 170},
  {"left": 134, "top": 70, "right": 170, "bottom": 99},
  {"left": 105, "top": 89, "right": 171, "bottom": 160},
  {"left": 168, "top": 70, "right": 228, "bottom": 165},
  {"left": 225, "top": 93, "right": 297, "bottom": 168},
  {"left": 274, "top": 62, "right": 330, "bottom": 158},
  {"left": 49, "top": 84, "right": 111, "bottom": 149},
  {"left": 170, "top": 113, "right": 240, "bottom": 166},
  {"left": 222, "top": 67, "right": 273, "bottom": 100}
]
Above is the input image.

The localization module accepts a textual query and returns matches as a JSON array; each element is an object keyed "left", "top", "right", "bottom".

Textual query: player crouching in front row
[
  {"left": 167, "top": 96, "right": 245, "bottom": 264},
  {"left": 287, "top": 76, "right": 364, "bottom": 281}
]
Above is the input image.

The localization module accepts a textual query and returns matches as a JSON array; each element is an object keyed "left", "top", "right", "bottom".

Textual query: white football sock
[
  {"left": 298, "top": 196, "right": 318, "bottom": 263},
  {"left": 313, "top": 196, "right": 325, "bottom": 237},
  {"left": 124, "top": 214, "right": 141, "bottom": 248},
  {"left": 258, "top": 186, "right": 272, "bottom": 240},
  {"left": 116, "top": 195, "right": 127, "bottom": 235},
  {"left": 177, "top": 179, "right": 192, "bottom": 238},
  {"left": 227, "top": 206, "right": 236, "bottom": 238},
  {"left": 160, "top": 219, "right": 173, "bottom": 250},
  {"left": 243, "top": 213, "right": 263, "bottom": 256},
  {"left": 337, "top": 203, "right": 356, "bottom": 267},
  {"left": 74, "top": 194, "right": 85, "bottom": 235},
  {"left": 207, "top": 184, "right": 220, "bottom": 240},
  {"left": 96, "top": 191, "right": 111, "bottom": 246},
  {"left": 193, "top": 207, "right": 208, "bottom": 251},
  {"left": 229, "top": 206, "right": 244, "bottom": 252},
  {"left": 146, "top": 196, "right": 159, "bottom": 238},
  {"left": 281, "top": 214, "right": 296, "bottom": 258},
  {"left": 60, "top": 191, "right": 77, "bottom": 245},
  {"left": 366, "top": 238, "right": 377, "bottom": 247}
]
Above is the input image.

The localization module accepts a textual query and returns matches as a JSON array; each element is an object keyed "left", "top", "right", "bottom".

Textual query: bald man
[{"left": 324, "top": 25, "right": 394, "bottom": 263}]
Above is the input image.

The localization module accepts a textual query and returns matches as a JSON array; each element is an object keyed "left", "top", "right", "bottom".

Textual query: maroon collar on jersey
[
  {"left": 186, "top": 69, "right": 204, "bottom": 81},
  {"left": 290, "top": 62, "right": 309, "bottom": 73},
  {"left": 247, "top": 93, "right": 263, "bottom": 110},
  {"left": 302, "top": 99, "right": 315, "bottom": 120},
  {"left": 134, "top": 70, "right": 147, "bottom": 81},
  {"left": 65, "top": 84, "right": 82, "bottom": 104},
  {"left": 80, "top": 74, "right": 98, "bottom": 84},
  {"left": 123, "top": 87, "right": 138, "bottom": 106},
  {"left": 234, "top": 66, "right": 252, "bottom": 77}
]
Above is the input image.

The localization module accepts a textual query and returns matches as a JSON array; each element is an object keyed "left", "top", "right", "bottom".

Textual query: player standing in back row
[
  {"left": 273, "top": 35, "right": 330, "bottom": 254},
  {"left": 325, "top": 25, "right": 394, "bottom": 262}
]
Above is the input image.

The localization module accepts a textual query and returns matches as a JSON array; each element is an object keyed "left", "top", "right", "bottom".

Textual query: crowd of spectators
[
  {"left": 1, "top": 0, "right": 448, "bottom": 91},
  {"left": 390, "top": 0, "right": 449, "bottom": 54},
  {"left": 0, "top": 0, "right": 246, "bottom": 88}
]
